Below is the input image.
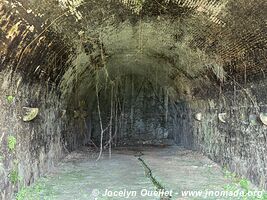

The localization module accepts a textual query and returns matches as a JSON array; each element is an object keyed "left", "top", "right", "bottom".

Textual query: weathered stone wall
[
  {"left": 0, "top": 3, "right": 72, "bottom": 198},
  {"left": 0, "top": 71, "right": 68, "bottom": 199},
  {"left": 174, "top": 80, "right": 267, "bottom": 189},
  {"left": 90, "top": 77, "right": 174, "bottom": 147}
]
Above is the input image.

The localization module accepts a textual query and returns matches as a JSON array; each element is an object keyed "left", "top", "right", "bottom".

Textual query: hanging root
[
  {"left": 108, "top": 83, "right": 114, "bottom": 158},
  {"left": 96, "top": 72, "right": 104, "bottom": 161}
]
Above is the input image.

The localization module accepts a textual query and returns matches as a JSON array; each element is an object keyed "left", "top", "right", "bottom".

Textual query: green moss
[
  {"left": 6, "top": 95, "right": 15, "bottom": 104},
  {"left": 7, "top": 136, "right": 16, "bottom": 152},
  {"left": 9, "top": 169, "right": 20, "bottom": 184}
]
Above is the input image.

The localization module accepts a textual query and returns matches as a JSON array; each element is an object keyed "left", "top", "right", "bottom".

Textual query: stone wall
[
  {"left": 0, "top": 73, "right": 66, "bottom": 199},
  {"left": 175, "top": 80, "right": 267, "bottom": 189},
  {"left": 0, "top": 2, "right": 73, "bottom": 198},
  {"left": 90, "top": 77, "right": 175, "bottom": 147}
]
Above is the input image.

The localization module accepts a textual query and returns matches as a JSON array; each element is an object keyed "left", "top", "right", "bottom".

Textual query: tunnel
[{"left": 0, "top": 0, "right": 267, "bottom": 199}]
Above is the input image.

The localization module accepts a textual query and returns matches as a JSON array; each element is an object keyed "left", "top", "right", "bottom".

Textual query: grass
[
  {"left": 222, "top": 168, "right": 267, "bottom": 200},
  {"left": 16, "top": 181, "right": 53, "bottom": 200}
]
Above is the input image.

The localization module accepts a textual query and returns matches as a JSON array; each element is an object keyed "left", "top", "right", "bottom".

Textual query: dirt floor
[{"left": 14, "top": 146, "right": 264, "bottom": 200}]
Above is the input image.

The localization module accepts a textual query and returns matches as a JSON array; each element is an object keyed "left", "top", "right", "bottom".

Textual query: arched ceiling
[{"left": 0, "top": 0, "right": 266, "bottom": 104}]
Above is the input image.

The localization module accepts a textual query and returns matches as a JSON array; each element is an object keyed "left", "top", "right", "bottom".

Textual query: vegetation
[
  {"left": 223, "top": 168, "right": 267, "bottom": 200},
  {"left": 7, "top": 136, "right": 16, "bottom": 152},
  {"left": 9, "top": 169, "right": 20, "bottom": 184},
  {"left": 6, "top": 95, "right": 15, "bottom": 104},
  {"left": 16, "top": 181, "right": 53, "bottom": 200}
]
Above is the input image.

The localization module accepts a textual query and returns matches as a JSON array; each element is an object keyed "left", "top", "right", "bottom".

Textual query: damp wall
[
  {"left": 175, "top": 80, "right": 267, "bottom": 189},
  {"left": 0, "top": 71, "right": 69, "bottom": 200}
]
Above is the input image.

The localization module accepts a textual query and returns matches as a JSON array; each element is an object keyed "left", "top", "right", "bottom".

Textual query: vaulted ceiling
[{"left": 0, "top": 0, "right": 266, "bottom": 104}]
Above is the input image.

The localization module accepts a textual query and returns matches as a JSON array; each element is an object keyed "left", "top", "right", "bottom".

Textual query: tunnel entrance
[
  {"left": 60, "top": 44, "right": 185, "bottom": 152},
  {"left": 71, "top": 74, "right": 175, "bottom": 150}
]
